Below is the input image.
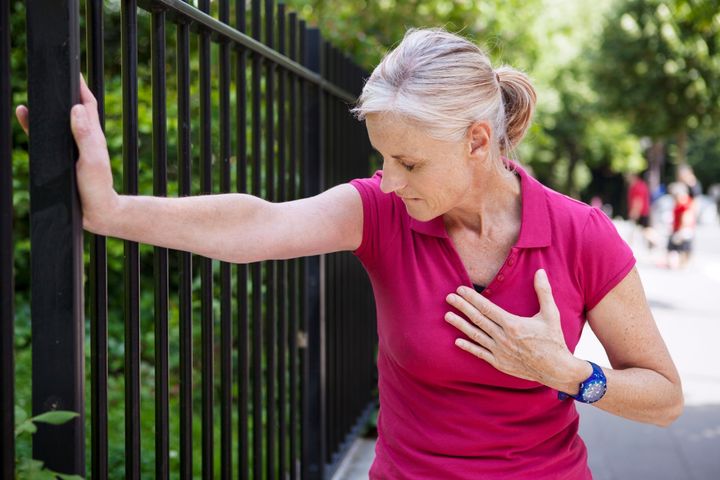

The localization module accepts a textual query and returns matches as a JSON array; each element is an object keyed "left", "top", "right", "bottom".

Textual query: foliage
[
  {"left": 592, "top": 0, "right": 720, "bottom": 158},
  {"left": 687, "top": 126, "right": 720, "bottom": 189},
  {"left": 14, "top": 408, "right": 84, "bottom": 480},
  {"left": 284, "top": 0, "right": 544, "bottom": 70}
]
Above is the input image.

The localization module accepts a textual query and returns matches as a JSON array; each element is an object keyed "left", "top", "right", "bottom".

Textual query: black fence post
[
  {"left": 0, "top": 0, "right": 15, "bottom": 476},
  {"left": 302, "top": 27, "right": 327, "bottom": 480},
  {"left": 86, "top": 1, "right": 109, "bottom": 479},
  {"left": 25, "top": 0, "right": 85, "bottom": 476}
]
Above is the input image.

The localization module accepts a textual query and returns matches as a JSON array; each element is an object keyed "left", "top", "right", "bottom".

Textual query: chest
[
  {"left": 449, "top": 229, "right": 517, "bottom": 287},
  {"left": 372, "top": 247, "right": 534, "bottom": 389},
  {"left": 369, "top": 235, "right": 586, "bottom": 389}
]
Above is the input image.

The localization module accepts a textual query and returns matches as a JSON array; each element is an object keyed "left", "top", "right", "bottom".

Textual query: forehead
[
  {"left": 365, "top": 113, "right": 457, "bottom": 156},
  {"left": 365, "top": 113, "right": 423, "bottom": 141}
]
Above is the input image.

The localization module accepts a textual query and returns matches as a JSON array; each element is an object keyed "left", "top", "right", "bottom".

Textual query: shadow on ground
[{"left": 580, "top": 402, "right": 720, "bottom": 480}]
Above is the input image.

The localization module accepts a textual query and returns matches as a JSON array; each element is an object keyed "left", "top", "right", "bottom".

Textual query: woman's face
[{"left": 365, "top": 112, "right": 490, "bottom": 222}]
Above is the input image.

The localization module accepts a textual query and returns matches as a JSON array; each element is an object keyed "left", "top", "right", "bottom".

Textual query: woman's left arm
[
  {"left": 445, "top": 267, "right": 683, "bottom": 427},
  {"left": 584, "top": 267, "right": 683, "bottom": 426}
]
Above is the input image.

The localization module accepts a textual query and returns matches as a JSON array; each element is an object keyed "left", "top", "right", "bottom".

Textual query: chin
[{"left": 405, "top": 205, "right": 436, "bottom": 222}]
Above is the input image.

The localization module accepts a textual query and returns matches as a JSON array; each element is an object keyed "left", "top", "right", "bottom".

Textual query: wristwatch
[{"left": 557, "top": 361, "right": 607, "bottom": 403}]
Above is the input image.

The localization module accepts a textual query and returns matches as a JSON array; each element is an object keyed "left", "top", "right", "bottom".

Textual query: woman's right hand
[{"left": 15, "top": 74, "right": 119, "bottom": 233}]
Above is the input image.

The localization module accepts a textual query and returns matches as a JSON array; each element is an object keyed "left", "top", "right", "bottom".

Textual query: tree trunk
[
  {"left": 565, "top": 157, "right": 579, "bottom": 198},
  {"left": 647, "top": 139, "right": 665, "bottom": 196},
  {"left": 676, "top": 128, "right": 688, "bottom": 166},
  {"left": 564, "top": 142, "right": 580, "bottom": 198}
]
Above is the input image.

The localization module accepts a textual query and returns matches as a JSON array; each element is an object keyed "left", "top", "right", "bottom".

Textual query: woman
[{"left": 17, "top": 28, "right": 682, "bottom": 479}]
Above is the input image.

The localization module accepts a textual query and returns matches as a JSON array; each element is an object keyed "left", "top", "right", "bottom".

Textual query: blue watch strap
[{"left": 558, "top": 361, "right": 607, "bottom": 403}]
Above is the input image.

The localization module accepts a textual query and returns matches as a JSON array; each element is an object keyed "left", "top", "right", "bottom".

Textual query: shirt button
[
  {"left": 497, "top": 273, "right": 505, "bottom": 282},
  {"left": 508, "top": 257, "right": 515, "bottom": 266},
  {"left": 484, "top": 288, "right": 493, "bottom": 296}
]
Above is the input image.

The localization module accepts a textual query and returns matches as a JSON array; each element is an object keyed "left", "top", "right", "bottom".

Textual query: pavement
[{"left": 333, "top": 220, "right": 720, "bottom": 480}]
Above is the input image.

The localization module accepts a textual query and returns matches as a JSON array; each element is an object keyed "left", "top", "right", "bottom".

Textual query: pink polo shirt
[{"left": 349, "top": 163, "right": 635, "bottom": 479}]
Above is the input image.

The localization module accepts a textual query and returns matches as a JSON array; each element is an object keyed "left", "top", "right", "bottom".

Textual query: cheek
[
  {"left": 426, "top": 175, "right": 470, "bottom": 209},
  {"left": 416, "top": 184, "right": 458, "bottom": 216}
]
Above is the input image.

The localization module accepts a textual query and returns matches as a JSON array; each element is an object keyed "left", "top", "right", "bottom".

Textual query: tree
[
  {"left": 284, "top": 0, "right": 544, "bottom": 70},
  {"left": 592, "top": 0, "right": 720, "bottom": 190}
]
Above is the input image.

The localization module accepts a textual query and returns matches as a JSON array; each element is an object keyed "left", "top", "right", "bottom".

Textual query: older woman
[{"left": 17, "top": 27, "right": 682, "bottom": 480}]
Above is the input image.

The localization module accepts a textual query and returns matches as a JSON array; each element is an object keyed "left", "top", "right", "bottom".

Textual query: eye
[{"left": 372, "top": 146, "right": 417, "bottom": 172}]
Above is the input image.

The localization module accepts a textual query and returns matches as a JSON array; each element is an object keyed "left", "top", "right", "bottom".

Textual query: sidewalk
[
  {"left": 334, "top": 222, "right": 720, "bottom": 480},
  {"left": 575, "top": 221, "right": 720, "bottom": 480}
]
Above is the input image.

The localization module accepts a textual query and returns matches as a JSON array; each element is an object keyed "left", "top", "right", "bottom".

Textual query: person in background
[
  {"left": 678, "top": 164, "right": 702, "bottom": 199},
  {"left": 677, "top": 164, "right": 703, "bottom": 227},
  {"left": 666, "top": 182, "right": 695, "bottom": 269},
  {"left": 708, "top": 183, "right": 720, "bottom": 224},
  {"left": 626, "top": 171, "right": 657, "bottom": 249}
]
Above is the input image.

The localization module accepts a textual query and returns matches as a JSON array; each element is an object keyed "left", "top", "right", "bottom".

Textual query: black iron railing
[
  {"left": 0, "top": 0, "right": 15, "bottom": 479},
  {"left": 1, "top": 0, "right": 377, "bottom": 478}
]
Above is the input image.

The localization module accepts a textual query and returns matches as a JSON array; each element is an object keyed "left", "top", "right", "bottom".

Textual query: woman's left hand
[{"left": 444, "top": 269, "right": 589, "bottom": 391}]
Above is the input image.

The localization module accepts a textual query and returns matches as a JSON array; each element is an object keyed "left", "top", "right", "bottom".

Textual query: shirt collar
[{"left": 407, "top": 160, "right": 551, "bottom": 248}]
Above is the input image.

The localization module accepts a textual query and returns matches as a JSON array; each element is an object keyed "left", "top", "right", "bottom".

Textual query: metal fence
[{"left": 1, "top": 0, "right": 377, "bottom": 478}]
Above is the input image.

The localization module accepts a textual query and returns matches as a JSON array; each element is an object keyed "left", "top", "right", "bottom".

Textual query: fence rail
[
  {"left": 1, "top": 0, "right": 377, "bottom": 478},
  {"left": 1, "top": 0, "right": 15, "bottom": 479}
]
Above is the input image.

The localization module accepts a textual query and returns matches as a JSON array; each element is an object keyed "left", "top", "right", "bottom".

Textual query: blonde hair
[{"left": 352, "top": 28, "right": 536, "bottom": 164}]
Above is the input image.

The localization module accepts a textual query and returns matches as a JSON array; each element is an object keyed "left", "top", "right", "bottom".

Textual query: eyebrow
[{"left": 370, "top": 146, "right": 422, "bottom": 162}]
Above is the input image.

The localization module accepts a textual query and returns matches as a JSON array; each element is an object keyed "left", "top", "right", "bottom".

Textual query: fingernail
[{"left": 539, "top": 269, "right": 549, "bottom": 283}]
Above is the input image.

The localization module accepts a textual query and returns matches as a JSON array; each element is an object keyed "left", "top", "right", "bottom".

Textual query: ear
[{"left": 467, "top": 121, "right": 492, "bottom": 159}]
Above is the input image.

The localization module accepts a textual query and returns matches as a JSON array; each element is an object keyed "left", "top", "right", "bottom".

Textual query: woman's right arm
[
  {"left": 100, "top": 185, "right": 363, "bottom": 264},
  {"left": 16, "top": 75, "right": 363, "bottom": 264}
]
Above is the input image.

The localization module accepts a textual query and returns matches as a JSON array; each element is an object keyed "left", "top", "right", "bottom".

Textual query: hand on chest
[{"left": 375, "top": 234, "right": 586, "bottom": 389}]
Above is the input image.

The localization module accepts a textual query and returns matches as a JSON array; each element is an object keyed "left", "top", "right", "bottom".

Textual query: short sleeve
[
  {"left": 349, "top": 170, "right": 397, "bottom": 267},
  {"left": 579, "top": 208, "right": 636, "bottom": 311}
]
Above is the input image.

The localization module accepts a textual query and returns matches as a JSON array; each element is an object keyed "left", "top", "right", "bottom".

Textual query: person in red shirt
[
  {"left": 626, "top": 171, "right": 657, "bottom": 249},
  {"left": 15, "top": 27, "right": 683, "bottom": 480},
  {"left": 666, "top": 182, "right": 695, "bottom": 269}
]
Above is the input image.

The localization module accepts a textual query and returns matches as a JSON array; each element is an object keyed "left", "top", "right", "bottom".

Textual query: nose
[{"left": 379, "top": 163, "right": 407, "bottom": 194}]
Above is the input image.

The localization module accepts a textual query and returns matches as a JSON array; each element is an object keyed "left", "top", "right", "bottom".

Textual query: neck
[{"left": 443, "top": 163, "right": 522, "bottom": 237}]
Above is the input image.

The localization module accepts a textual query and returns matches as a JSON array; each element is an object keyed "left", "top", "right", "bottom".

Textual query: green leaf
[
  {"left": 30, "top": 411, "right": 79, "bottom": 425},
  {"left": 14, "top": 405, "right": 27, "bottom": 425},
  {"left": 15, "top": 458, "right": 51, "bottom": 480},
  {"left": 49, "top": 471, "right": 84, "bottom": 480},
  {"left": 14, "top": 419, "right": 37, "bottom": 436}
]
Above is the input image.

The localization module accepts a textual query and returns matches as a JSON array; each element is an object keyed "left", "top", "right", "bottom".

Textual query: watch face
[{"left": 581, "top": 380, "right": 607, "bottom": 403}]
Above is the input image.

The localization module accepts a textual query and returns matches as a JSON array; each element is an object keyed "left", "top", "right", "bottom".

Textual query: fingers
[
  {"left": 533, "top": 269, "right": 560, "bottom": 320},
  {"left": 70, "top": 102, "right": 107, "bottom": 158},
  {"left": 14, "top": 73, "right": 100, "bottom": 139},
  {"left": 452, "top": 286, "right": 508, "bottom": 327},
  {"left": 70, "top": 73, "right": 106, "bottom": 152},
  {"left": 454, "top": 338, "right": 495, "bottom": 364},
  {"left": 446, "top": 291, "right": 504, "bottom": 337},
  {"left": 15, "top": 105, "right": 29, "bottom": 136},
  {"left": 78, "top": 73, "right": 100, "bottom": 126},
  {"left": 444, "top": 311, "right": 495, "bottom": 350}
]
